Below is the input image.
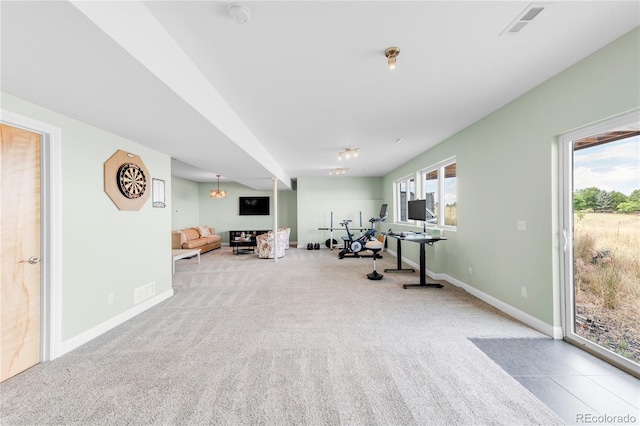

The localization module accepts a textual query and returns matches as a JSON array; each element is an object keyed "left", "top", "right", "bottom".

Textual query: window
[
  {"left": 421, "top": 157, "right": 457, "bottom": 229},
  {"left": 396, "top": 176, "right": 415, "bottom": 222},
  {"left": 424, "top": 170, "right": 438, "bottom": 223},
  {"left": 443, "top": 162, "right": 457, "bottom": 226}
]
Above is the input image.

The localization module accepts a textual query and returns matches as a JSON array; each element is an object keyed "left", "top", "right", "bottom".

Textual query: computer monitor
[
  {"left": 379, "top": 203, "right": 388, "bottom": 219},
  {"left": 370, "top": 203, "right": 388, "bottom": 224},
  {"left": 408, "top": 196, "right": 436, "bottom": 232},
  {"left": 407, "top": 199, "right": 427, "bottom": 221}
]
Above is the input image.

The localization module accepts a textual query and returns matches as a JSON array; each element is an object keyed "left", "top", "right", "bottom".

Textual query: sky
[{"left": 573, "top": 135, "right": 640, "bottom": 196}]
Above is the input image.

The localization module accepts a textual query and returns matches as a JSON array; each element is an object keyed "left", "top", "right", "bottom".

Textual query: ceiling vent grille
[
  {"left": 521, "top": 6, "right": 545, "bottom": 21},
  {"left": 501, "top": 4, "right": 546, "bottom": 36}
]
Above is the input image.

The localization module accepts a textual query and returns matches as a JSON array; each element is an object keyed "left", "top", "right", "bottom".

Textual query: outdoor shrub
[
  {"left": 574, "top": 232, "right": 595, "bottom": 262},
  {"left": 594, "top": 263, "right": 620, "bottom": 310}
]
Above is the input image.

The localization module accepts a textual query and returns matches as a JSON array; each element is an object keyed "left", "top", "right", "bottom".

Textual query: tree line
[{"left": 574, "top": 187, "right": 640, "bottom": 213}]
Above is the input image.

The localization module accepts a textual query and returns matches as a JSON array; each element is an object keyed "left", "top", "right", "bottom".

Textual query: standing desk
[
  {"left": 383, "top": 233, "right": 415, "bottom": 273},
  {"left": 383, "top": 233, "right": 447, "bottom": 289}
]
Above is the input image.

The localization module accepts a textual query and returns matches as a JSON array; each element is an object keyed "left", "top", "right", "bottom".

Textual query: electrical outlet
[
  {"left": 468, "top": 267, "right": 473, "bottom": 275},
  {"left": 108, "top": 293, "right": 114, "bottom": 304},
  {"left": 521, "top": 287, "right": 527, "bottom": 298},
  {"left": 517, "top": 220, "right": 526, "bottom": 231}
]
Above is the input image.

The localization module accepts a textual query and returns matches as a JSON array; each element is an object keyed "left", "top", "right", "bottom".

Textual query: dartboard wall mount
[{"left": 104, "top": 149, "right": 151, "bottom": 211}]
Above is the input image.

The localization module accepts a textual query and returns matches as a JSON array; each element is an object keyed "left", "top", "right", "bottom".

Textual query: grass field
[{"left": 573, "top": 212, "right": 639, "bottom": 363}]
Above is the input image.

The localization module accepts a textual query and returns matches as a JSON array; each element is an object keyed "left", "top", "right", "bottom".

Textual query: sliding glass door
[{"left": 560, "top": 110, "right": 640, "bottom": 377}]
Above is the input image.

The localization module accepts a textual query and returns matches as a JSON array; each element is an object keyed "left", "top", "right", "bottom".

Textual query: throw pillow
[{"left": 198, "top": 226, "right": 211, "bottom": 237}]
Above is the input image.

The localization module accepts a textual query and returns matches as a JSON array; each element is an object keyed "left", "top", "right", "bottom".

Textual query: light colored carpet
[{"left": 1, "top": 247, "right": 563, "bottom": 425}]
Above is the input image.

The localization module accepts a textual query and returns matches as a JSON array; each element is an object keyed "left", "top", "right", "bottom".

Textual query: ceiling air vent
[{"left": 501, "top": 4, "right": 546, "bottom": 36}]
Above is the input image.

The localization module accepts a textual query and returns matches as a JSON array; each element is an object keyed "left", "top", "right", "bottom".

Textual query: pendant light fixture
[{"left": 210, "top": 174, "right": 227, "bottom": 198}]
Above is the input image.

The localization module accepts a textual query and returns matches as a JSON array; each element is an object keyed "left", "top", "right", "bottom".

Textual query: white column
[{"left": 272, "top": 177, "right": 278, "bottom": 263}]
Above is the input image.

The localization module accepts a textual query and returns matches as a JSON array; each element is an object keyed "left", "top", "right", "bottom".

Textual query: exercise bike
[
  {"left": 338, "top": 204, "right": 387, "bottom": 259},
  {"left": 337, "top": 220, "right": 376, "bottom": 259}
]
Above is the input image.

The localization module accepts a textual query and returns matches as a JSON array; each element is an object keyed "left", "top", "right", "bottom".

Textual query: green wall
[
  {"left": 170, "top": 178, "right": 298, "bottom": 244},
  {"left": 171, "top": 176, "right": 200, "bottom": 230},
  {"left": 172, "top": 175, "right": 383, "bottom": 249},
  {"left": 297, "top": 177, "right": 384, "bottom": 247},
  {"left": 199, "top": 182, "right": 297, "bottom": 243},
  {"left": 2, "top": 92, "right": 173, "bottom": 342},
  {"left": 381, "top": 27, "right": 640, "bottom": 328}
]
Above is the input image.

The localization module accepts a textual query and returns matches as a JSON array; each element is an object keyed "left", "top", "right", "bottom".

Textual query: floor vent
[
  {"left": 501, "top": 4, "right": 546, "bottom": 36},
  {"left": 134, "top": 282, "right": 155, "bottom": 304}
]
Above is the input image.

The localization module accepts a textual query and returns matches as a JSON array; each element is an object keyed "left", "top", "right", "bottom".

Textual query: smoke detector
[{"left": 228, "top": 4, "right": 251, "bottom": 24}]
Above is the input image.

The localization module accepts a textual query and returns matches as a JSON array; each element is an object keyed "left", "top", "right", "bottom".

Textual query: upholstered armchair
[
  {"left": 279, "top": 227, "right": 291, "bottom": 249},
  {"left": 256, "top": 229, "right": 287, "bottom": 259}
]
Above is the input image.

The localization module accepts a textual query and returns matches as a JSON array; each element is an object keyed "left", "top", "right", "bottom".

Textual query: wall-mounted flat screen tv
[{"left": 239, "top": 196, "right": 270, "bottom": 215}]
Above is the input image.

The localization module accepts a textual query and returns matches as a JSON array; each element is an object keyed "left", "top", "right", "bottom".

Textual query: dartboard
[{"left": 117, "top": 163, "right": 147, "bottom": 199}]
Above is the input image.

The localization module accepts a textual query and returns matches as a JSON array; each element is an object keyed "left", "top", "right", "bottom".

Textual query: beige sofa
[{"left": 172, "top": 226, "right": 222, "bottom": 254}]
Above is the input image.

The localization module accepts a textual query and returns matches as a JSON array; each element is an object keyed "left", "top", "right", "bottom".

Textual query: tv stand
[{"left": 229, "top": 230, "right": 270, "bottom": 240}]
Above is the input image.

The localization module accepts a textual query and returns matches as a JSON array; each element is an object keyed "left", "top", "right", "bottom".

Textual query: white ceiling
[{"left": 2, "top": 1, "right": 638, "bottom": 190}]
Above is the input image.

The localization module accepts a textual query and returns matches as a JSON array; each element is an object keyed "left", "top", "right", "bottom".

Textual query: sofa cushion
[
  {"left": 183, "top": 237, "right": 208, "bottom": 249},
  {"left": 203, "top": 235, "right": 222, "bottom": 244},
  {"left": 182, "top": 235, "right": 222, "bottom": 249},
  {"left": 182, "top": 228, "right": 199, "bottom": 241},
  {"left": 198, "top": 226, "right": 211, "bottom": 237}
]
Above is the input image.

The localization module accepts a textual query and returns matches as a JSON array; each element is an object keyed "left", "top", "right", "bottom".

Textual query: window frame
[
  {"left": 394, "top": 174, "right": 416, "bottom": 224},
  {"left": 419, "top": 156, "right": 457, "bottom": 230}
]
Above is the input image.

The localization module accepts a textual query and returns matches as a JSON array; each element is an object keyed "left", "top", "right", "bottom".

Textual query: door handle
[{"left": 22, "top": 256, "right": 41, "bottom": 264}]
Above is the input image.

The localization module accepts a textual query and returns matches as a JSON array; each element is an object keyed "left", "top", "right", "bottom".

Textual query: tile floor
[{"left": 471, "top": 338, "right": 640, "bottom": 426}]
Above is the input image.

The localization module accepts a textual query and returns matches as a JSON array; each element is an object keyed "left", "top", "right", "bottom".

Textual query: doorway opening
[
  {"left": 560, "top": 110, "right": 640, "bottom": 377},
  {"left": 1, "top": 110, "right": 62, "bottom": 373}
]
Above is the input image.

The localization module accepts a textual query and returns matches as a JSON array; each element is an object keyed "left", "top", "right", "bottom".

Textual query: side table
[{"left": 172, "top": 248, "right": 201, "bottom": 274}]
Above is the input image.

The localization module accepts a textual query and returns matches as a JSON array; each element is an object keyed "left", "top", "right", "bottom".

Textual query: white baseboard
[
  {"left": 58, "top": 289, "right": 174, "bottom": 357},
  {"left": 387, "top": 250, "right": 563, "bottom": 339},
  {"left": 442, "top": 274, "right": 563, "bottom": 339}
]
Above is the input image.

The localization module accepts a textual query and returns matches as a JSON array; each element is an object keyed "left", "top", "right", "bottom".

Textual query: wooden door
[{"left": 0, "top": 123, "right": 41, "bottom": 382}]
